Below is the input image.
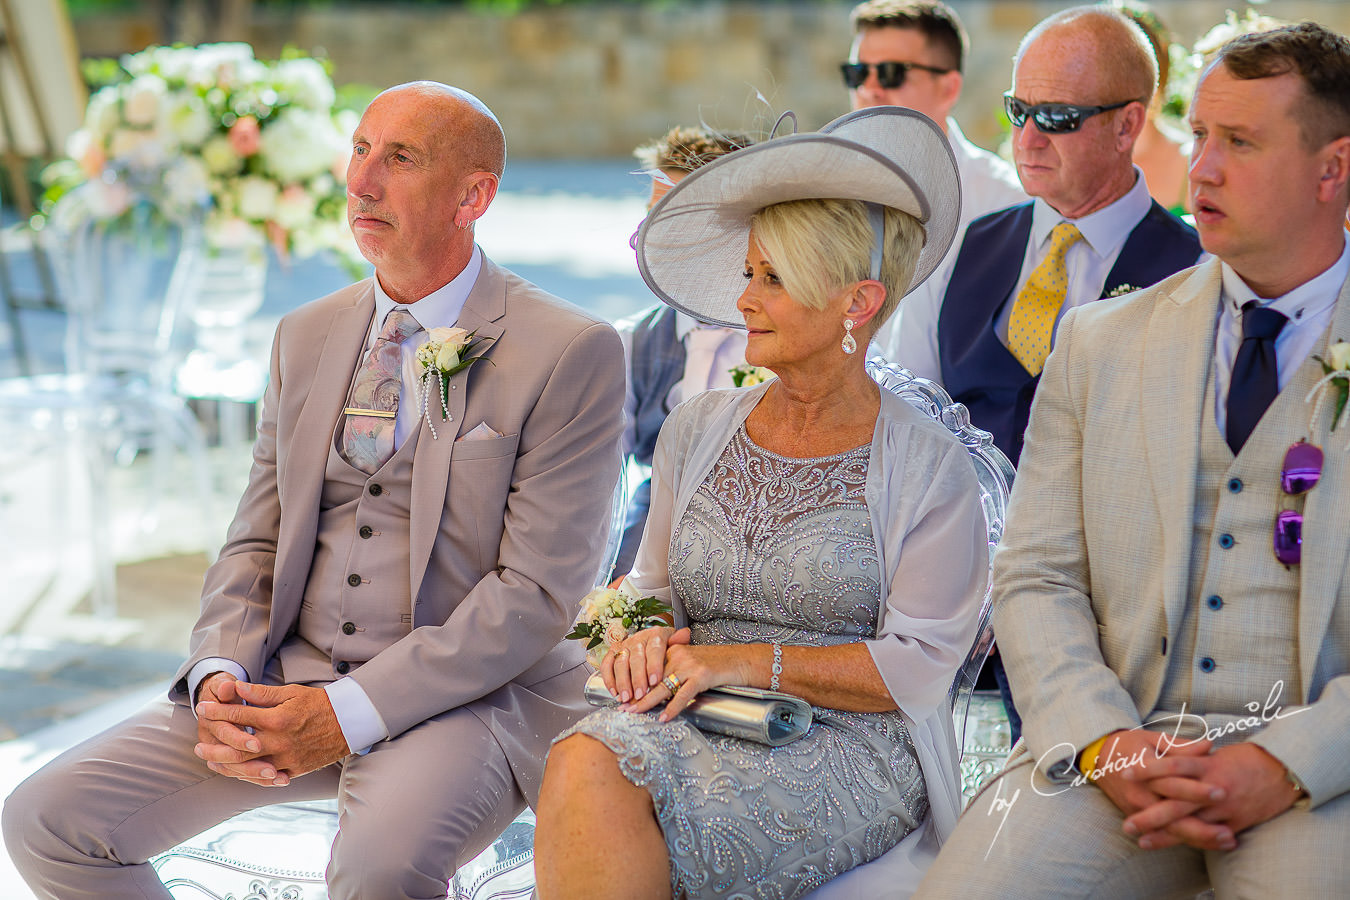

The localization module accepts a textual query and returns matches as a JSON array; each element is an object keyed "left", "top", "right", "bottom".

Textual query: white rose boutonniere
[
  {"left": 1105, "top": 284, "right": 1142, "bottom": 298},
  {"left": 566, "top": 585, "right": 673, "bottom": 668},
  {"left": 415, "top": 326, "right": 496, "bottom": 437},
  {"left": 1308, "top": 340, "right": 1350, "bottom": 432},
  {"left": 730, "top": 363, "right": 774, "bottom": 387}
]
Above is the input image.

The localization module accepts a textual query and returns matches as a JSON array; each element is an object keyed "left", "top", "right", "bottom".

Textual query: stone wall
[{"left": 68, "top": 1, "right": 1350, "bottom": 158}]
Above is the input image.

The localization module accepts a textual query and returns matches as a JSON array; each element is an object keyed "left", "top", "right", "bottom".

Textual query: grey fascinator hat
[{"left": 633, "top": 106, "right": 961, "bottom": 329}]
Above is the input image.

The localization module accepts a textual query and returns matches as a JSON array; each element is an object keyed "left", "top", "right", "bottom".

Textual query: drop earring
[{"left": 841, "top": 319, "right": 857, "bottom": 355}]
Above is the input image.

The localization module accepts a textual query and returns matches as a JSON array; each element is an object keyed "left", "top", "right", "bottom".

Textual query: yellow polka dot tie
[{"left": 1007, "top": 222, "right": 1083, "bottom": 376}]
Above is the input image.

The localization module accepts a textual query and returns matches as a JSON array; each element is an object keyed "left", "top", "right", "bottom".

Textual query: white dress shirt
[
  {"left": 875, "top": 118, "right": 1025, "bottom": 363},
  {"left": 894, "top": 169, "right": 1193, "bottom": 384},
  {"left": 1211, "top": 236, "right": 1349, "bottom": 435},
  {"left": 617, "top": 309, "right": 747, "bottom": 457},
  {"left": 189, "top": 246, "right": 485, "bottom": 755}
]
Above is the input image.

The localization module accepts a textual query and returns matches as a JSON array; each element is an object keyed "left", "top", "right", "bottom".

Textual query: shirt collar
[
  {"left": 1030, "top": 167, "right": 1152, "bottom": 260},
  {"left": 370, "top": 245, "right": 483, "bottom": 334},
  {"left": 1220, "top": 233, "right": 1350, "bottom": 323}
]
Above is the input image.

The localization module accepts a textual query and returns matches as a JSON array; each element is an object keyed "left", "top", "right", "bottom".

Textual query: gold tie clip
[{"left": 343, "top": 407, "right": 396, "bottom": 418}]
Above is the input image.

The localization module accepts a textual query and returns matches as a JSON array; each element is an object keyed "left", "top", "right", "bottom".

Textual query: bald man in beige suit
[
  {"left": 4, "top": 83, "right": 624, "bottom": 899},
  {"left": 917, "top": 23, "right": 1350, "bottom": 899}
]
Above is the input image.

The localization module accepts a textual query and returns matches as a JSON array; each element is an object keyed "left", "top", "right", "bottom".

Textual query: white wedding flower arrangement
[
  {"left": 47, "top": 42, "right": 360, "bottom": 266},
  {"left": 566, "top": 585, "right": 672, "bottom": 668},
  {"left": 730, "top": 363, "right": 774, "bottom": 387},
  {"left": 415, "top": 326, "right": 496, "bottom": 437}
]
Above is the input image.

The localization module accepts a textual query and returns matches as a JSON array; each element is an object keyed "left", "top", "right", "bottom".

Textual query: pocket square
[{"left": 457, "top": 421, "right": 504, "bottom": 442}]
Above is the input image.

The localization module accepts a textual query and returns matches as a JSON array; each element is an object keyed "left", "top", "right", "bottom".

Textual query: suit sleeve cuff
[
  {"left": 187, "top": 658, "right": 248, "bottom": 712},
  {"left": 325, "top": 677, "right": 389, "bottom": 755}
]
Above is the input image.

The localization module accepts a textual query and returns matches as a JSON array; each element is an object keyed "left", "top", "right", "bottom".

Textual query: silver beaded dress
[{"left": 561, "top": 425, "right": 929, "bottom": 898}]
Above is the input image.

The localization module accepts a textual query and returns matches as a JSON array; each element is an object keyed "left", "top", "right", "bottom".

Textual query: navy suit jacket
[{"left": 939, "top": 200, "right": 1200, "bottom": 464}]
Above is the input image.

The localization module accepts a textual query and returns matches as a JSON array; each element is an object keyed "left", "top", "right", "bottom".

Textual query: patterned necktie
[
  {"left": 1226, "top": 301, "right": 1288, "bottom": 455},
  {"left": 1007, "top": 222, "right": 1083, "bottom": 376},
  {"left": 341, "top": 307, "right": 421, "bottom": 474}
]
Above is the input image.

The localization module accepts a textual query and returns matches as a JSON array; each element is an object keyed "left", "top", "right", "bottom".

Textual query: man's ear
[
  {"left": 456, "top": 172, "right": 500, "bottom": 228},
  {"left": 935, "top": 70, "right": 964, "bottom": 121},
  {"left": 1316, "top": 135, "right": 1350, "bottom": 204},
  {"left": 1116, "top": 101, "right": 1148, "bottom": 154}
]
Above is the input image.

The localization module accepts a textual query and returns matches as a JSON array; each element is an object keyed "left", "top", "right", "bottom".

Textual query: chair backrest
[
  {"left": 44, "top": 179, "right": 206, "bottom": 387},
  {"left": 866, "top": 359, "right": 1015, "bottom": 750},
  {"left": 595, "top": 466, "right": 631, "bottom": 587}
]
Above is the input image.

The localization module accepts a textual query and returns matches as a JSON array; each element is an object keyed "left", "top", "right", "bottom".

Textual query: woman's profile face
[{"left": 737, "top": 231, "right": 848, "bottom": 373}]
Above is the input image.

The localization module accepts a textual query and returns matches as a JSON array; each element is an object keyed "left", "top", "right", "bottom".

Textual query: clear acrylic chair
[
  {"left": 0, "top": 178, "right": 214, "bottom": 617},
  {"left": 864, "top": 359, "right": 1015, "bottom": 782},
  {"left": 151, "top": 473, "right": 630, "bottom": 899},
  {"left": 798, "top": 360, "right": 1016, "bottom": 899}
]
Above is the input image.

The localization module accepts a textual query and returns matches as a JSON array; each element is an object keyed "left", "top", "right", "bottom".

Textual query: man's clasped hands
[
  {"left": 194, "top": 672, "right": 350, "bottom": 787},
  {"left": 1085, "top": 729, "right": 1303, "bottom": 852}
]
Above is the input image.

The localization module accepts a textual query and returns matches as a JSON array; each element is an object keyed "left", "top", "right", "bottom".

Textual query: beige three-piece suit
[
  {"left": 918, "top": 258, "right": 1350, "bottom": 898},
  {"left": 4, "top": 254, "right": 625, "bottom": 898}
]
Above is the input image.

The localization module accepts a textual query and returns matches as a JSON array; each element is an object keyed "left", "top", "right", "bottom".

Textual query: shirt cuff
[
  {"left": 187, "top": 658, "right": 248, "bottom": 712},
  {"left": 325, "top": 677, "right": 389, "bottom": 755}
]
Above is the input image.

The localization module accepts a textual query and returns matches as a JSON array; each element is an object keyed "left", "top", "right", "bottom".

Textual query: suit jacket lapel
[
  {"left": 1297, "top": 273, "right": 1350, "bottom": 699},
  {"left": 408, "top": 255, "right": 507, "bottom": 603},
  {"left": 1142, "top": 260, "right": 1224, "bottom": 638},
  {"left": 274, "top": 285, "right": 374, "bottom": 604}
]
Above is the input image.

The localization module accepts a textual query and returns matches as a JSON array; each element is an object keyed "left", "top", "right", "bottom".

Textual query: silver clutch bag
[{"left": 584, "top": 672, "right": 813, "bottom": 747}]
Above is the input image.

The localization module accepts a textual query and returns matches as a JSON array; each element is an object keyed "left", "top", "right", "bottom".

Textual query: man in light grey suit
[
  {"left": 917, "top": 23, "right": 1350, "bottom": 898},
  {"left": 3, "top": 82, "right": 624, "bottom": 899}
]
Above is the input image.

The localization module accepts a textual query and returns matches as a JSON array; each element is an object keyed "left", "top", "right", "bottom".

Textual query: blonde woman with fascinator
[{"left": 535, "top": 108, "right": 988, "bottom": 899}]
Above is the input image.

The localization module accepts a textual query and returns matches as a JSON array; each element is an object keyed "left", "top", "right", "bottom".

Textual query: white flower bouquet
[
  {"left": 46, "top": 42, "right": 360, "bottom": 267},
  {"left": 566, "top": 585, "right": 672, "bottom": 668}
]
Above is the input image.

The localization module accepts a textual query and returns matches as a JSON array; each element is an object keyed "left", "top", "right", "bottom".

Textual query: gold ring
[
  {"left": 662, "top": 674, "right": 681, "bottom": 694},
  {"left": 616, "top": 648, "right": 630, "bottom": 659}
]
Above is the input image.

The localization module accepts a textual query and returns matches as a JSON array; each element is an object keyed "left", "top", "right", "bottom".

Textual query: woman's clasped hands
[{"left": 602, "top": 626, "right": 759, "bottom": 722}]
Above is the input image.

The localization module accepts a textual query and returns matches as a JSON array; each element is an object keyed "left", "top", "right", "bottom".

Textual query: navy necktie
[{"left": 1226, "top": 301, "right": 1288, "bottom": 454}]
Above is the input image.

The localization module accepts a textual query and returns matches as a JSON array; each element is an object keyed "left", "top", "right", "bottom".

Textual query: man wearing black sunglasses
[
  {"left": 918, "top": 21, "right": 1350, "bottom": 899},
  {"left": 895, "top": 3, "right": 1200, "bottom": 754},
  {"left": 844, "top": 1, "right": 1024, "bottom": 362},
  {"left": 892, "top": 5, "right": 1199, "bottom": 469}
]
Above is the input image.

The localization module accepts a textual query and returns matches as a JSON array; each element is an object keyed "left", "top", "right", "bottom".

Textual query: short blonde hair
[{"left": 749, "top": 198, "right": 924, "bottom": 331}]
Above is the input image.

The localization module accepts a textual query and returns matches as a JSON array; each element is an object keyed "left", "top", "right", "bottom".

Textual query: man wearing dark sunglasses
[
  {"left": 918, "top": 21, "right": 1350, "bottom": 899},
  {"left": 894, "top": 3, "right": 1199, "bottom": 756},
  {"left": 892, "top": 5, "right": 1199, "bottom": 468},
  {"left": 844, "top": 1, "right": 1024, "bottom": 362}
]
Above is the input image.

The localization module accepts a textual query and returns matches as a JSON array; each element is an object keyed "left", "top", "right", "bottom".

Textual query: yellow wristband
[{"left": 1078, "top": 735, "right": 1111, "bottom": 782}]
